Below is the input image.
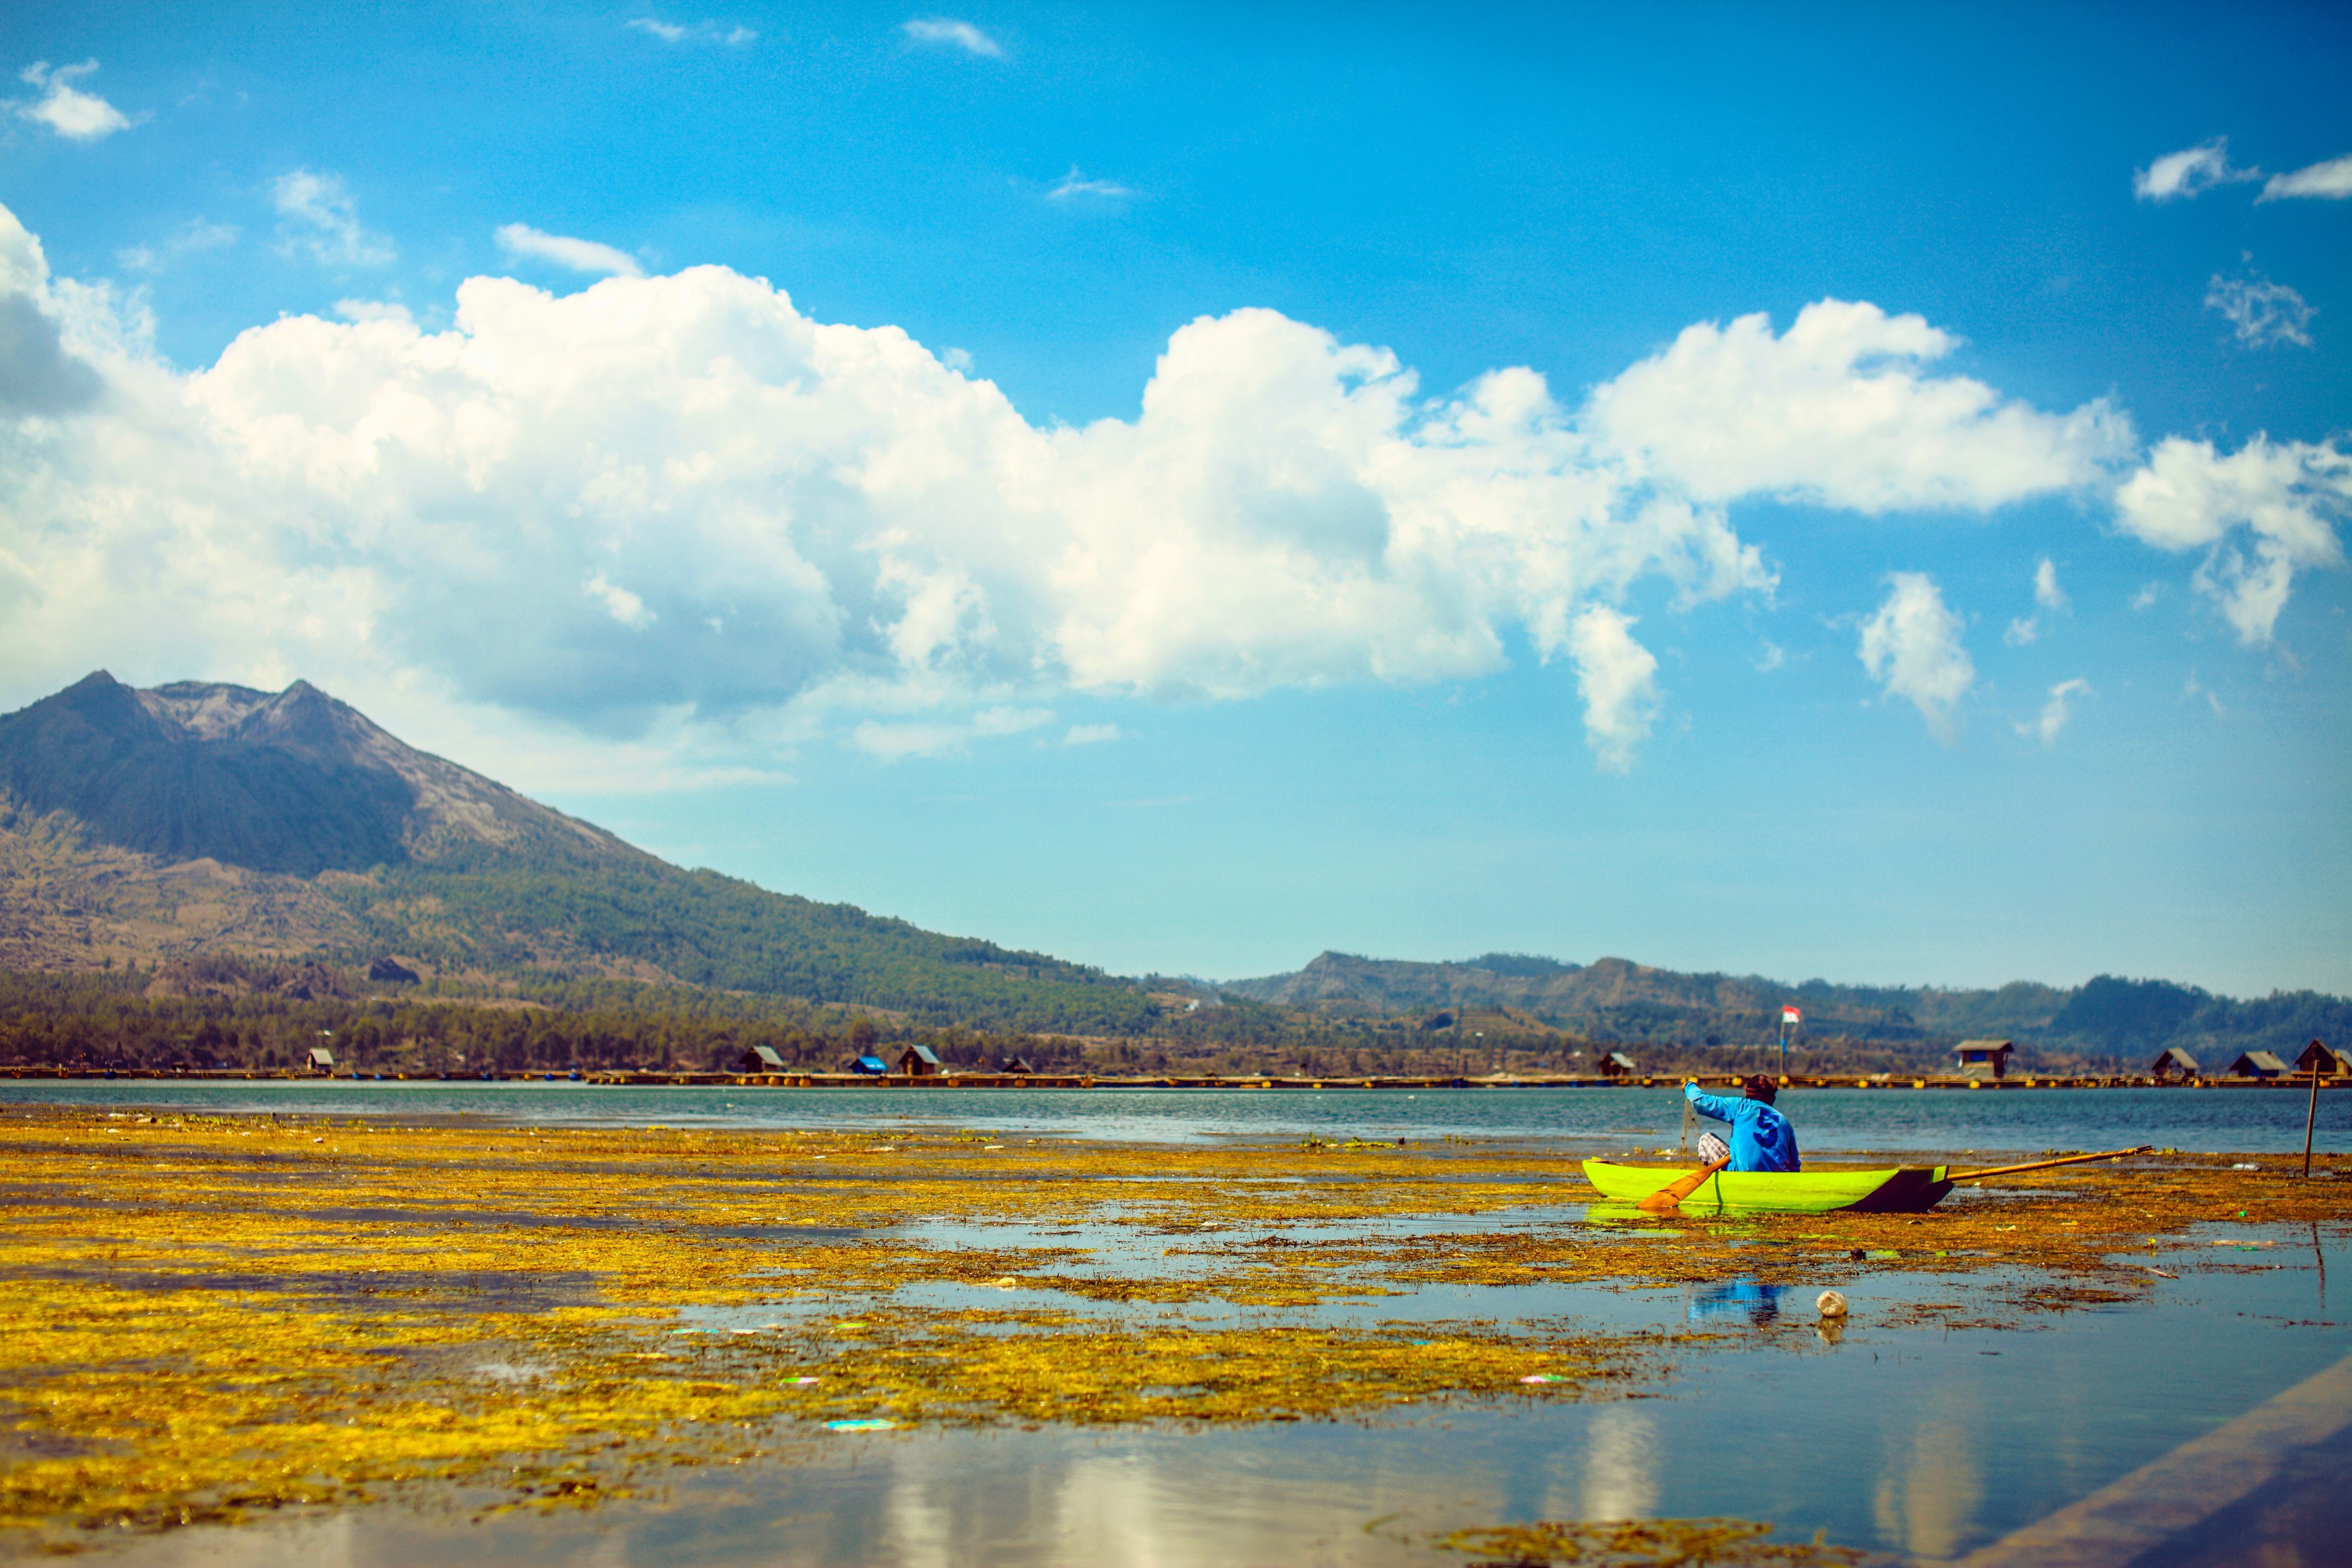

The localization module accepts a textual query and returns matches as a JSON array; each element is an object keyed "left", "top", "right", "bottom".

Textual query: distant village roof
[
  {"left": 2230, "top": 1051, "right": 2290, "bottom": 1078},
  {"left": 741, "top": 1045, "right": 786, "bottom": 1070},
  {"left": 2296, "top": 1041, "right": 2346, "bottom": 1076},
  {"left": 307, "top": 1046, "right": 334, "bottom": 1068},
  {"left": 1603, "top": 1051, "right": 1638, "bottom": 1071},
  {"left": 2150, "top": 1047, "right": 2201, "bottom": 1072},
  {"left": 853, "top": 1054, "right": 887, "bottom": 1075},
  {"left": 1953, "top": 1039, "right": 2014, "bottom": 1058},
  {"left": 1000, "top": 1055, "right": 1035, "bottom": 1074}
]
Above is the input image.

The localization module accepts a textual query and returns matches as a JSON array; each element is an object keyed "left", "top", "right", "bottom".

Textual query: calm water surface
[
  {"left": 91, "top": 1229, "right": 2352, "bottom": 1567},
  {"left": 7, "top": 1080, "right": 2348, "bottom": 1156}
]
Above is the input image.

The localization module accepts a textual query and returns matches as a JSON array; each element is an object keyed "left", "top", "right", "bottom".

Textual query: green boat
[{"left": 1581, "top": 1158, "right": 1953, "bottom": 1214}]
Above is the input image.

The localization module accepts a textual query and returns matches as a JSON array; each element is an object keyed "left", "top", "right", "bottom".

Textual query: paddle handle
[
  {"left": 1639, "top": 1156, "right": 1730, "bottom": 1212},
  {"left": 1950, "top": 1144, "right": 2152, "bottom": 1182}
]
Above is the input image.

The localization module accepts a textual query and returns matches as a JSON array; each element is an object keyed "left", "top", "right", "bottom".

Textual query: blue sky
[{"left": 2, "top": 2, "right": 2346, "bottom": 995}]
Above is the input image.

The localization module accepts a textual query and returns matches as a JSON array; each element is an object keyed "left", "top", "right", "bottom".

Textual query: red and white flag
[{"left": 1782, "top": 1005, "right": 1802, "bottom": 1025}]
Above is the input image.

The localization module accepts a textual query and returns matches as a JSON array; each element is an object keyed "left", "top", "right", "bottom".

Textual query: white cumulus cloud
[
  {"left": 2018, "top": 678, "right": 2092, "bottom": 745},
  {"left": 2206, "top": 269, "right": 2315, "bottom": 348},
  {"left": 1062, "top": 723, "right": 1120, "bottom": 746},
  {"left": 0, "top": 203, "right": 2163, "bottom": 775},
  {"left": 1565, "top": 607, "right": 1659, "bottom": 773},
  {"left": 1583, "top": 299, "right": 2132, "bottom": 513},
  {"left": 2260, "top": 153, "right": 2352, "bottom": 202},
  {"left": 2132, "top": 138, "right": 2253, "bottom": 202},
  {"left": 1858, "top": 573, "right": 1974, "bottom": 739},
  {"left": 16, "top": 60, "right": 132, "bottom": 141},
  {"left": 496, "top": 223, "right": 642, "bottom": 278},
  {"left": 2113, "top": 436, "right": 2350, "bottom": 645},
  {"left": 270, "top": 170, "right": 395, "bottom": 266},
  {"left": 903, "top": 18, "right": 1002, "bottom": 56}
]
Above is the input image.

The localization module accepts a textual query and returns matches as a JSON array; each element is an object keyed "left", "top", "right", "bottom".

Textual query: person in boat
[{"left": 1682, "top": 1074, "right": 1800, "bottom": 1173}]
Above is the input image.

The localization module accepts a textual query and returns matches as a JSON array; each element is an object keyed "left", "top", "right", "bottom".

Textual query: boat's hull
[{"left": 1581, "top": 1159, "right": 1953, "bottom": 1214}]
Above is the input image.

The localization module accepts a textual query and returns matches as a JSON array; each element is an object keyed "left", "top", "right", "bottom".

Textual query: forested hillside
[{"left": 329, "top": 861, "right": 1154, "bottom": 1035}]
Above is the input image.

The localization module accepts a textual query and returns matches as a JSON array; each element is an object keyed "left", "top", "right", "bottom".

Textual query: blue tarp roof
[{"left": 854, "top": 1055, "right": 887, "bottom": 1073}]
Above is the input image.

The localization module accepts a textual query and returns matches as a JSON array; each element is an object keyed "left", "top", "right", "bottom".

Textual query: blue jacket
[{"left": 1684, "top": 1084, "right": 1800, "bottom": 1172}]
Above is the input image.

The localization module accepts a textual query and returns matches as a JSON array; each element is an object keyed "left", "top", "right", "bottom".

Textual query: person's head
[{"left": 1742, "top": 1074, "right": 1780, "bottom": 1105}]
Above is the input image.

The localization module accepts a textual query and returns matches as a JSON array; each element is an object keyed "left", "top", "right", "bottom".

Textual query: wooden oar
[
  {"left": 1949, "top": 1144, "right": 2153, "bottom": 1182},
  {"left": 1638, "top": 1156, "right": 1730, "bottom": 1212}
]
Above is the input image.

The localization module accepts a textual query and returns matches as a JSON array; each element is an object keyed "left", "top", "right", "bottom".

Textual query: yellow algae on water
[{"left": 1430, "top": 1517, "right": 1875, "bottom": 1565}]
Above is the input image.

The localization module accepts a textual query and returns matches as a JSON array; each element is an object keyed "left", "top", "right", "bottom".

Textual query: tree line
[{"left": 0, "top": 958, "right": 2093, "bottom": 1078}]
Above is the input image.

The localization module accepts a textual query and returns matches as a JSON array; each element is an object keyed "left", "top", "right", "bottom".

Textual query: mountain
[
  {"left": 1220, "top": 951, "right": 2058, "bottom": 1044},
  {"left": 0, "top": 673, "right": 1149, "bottom": 1033},
  {"left": 1223, "top": 951, "right": 2350, "bottom": 1062},
  {"left": 0, "top": 671, "right": 631, "bottom": 877},
  {"left": 3, "top": 673, "right": 2340, "bottom": 1064}
]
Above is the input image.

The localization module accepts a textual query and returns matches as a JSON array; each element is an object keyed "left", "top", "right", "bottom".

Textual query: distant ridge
[
  {"left": 1222, "top": 950, "right": 2352, "bottom": 1061},
  {"left": 1220, "top": 950, "right": 2065, "bottom": 1042}
]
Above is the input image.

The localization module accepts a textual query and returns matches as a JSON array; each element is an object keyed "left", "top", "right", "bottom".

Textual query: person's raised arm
[{"left": 1682, "top": 1081, "right": 1745, "bottom": 1122}]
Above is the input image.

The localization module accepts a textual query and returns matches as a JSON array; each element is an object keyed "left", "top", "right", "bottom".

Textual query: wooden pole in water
[{"left": 2304, "top": 1040, "right": 2324, "bottom": 1180}]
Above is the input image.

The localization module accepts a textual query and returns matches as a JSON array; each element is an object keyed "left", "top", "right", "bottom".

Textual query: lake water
[
  {"left": 16, "top": 1078, "right": 2350, "bottom": 1566},
  {"left": 91, "top": 1221, "right": 2352, "bottom": 1567},
  {"left": 6, "top": 1078, "right": 2347, "bottom": 1156}
]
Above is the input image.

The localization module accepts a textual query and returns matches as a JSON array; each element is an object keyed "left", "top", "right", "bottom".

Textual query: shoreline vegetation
[
  {"left": 4, "top": 958, "right": 2344, "bottom": 1084},
  {"left": 1, "top": 1103, "right": 2344, "bottom": 1552}
]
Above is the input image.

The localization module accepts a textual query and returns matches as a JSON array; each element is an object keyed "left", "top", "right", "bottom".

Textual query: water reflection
[
  {"left": 1873, "top": 1417, "right": 1984, "bottom": 1562},
  {"left": 1052, "top": 1455, "right": 1171, "bottom": 1566},
  {"left": 1580, "top": 1407, "right": 1661, "bottom": 1521},
  {"left": 1687, "top": 1278, "right": 1780, "bottom": 1326}
]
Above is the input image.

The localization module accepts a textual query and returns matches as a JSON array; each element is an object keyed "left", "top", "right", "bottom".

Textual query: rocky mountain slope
[
  {"left": 0, "top": 671, "right": 633, "bottom": 877},
  {"left": 0, "top": 673, "right": 1148, "bottom": 1032}
]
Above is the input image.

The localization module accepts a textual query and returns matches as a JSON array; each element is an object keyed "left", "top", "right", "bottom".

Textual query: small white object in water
[
  {"left": 2230, "top": 1162, "right": 2259, "bottom": 1171},
  {"left": 1816, "top": 1290, "right": 1849, "bottom": 1318}
]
